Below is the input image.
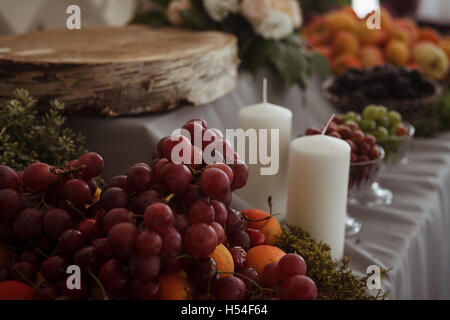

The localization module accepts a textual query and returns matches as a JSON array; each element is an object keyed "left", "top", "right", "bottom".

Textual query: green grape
[
  {"left": 359, "top": 119, "right": 376, "bottom": 131},
  {"left": 377, "top": 105, "right": 388, "bottom": 117},
  {"left": 376, "top": 116, "right": 390, "bottom": 128},
  {"left": 387, "top": 110, "right": 402, "bottom": 125},
  {"left": 376, "top": 127, "right": 389, "bottom": 140},
  {"left": 362, "top": 105, "right": 380, "bottom": 120},
  {"left": 345, "top": 111, "right": 359, "bottom": 121}
]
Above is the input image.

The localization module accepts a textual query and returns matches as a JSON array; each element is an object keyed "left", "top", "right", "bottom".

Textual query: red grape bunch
[{"left": 0, "top": 118, "right": 317, "bottom": 301}]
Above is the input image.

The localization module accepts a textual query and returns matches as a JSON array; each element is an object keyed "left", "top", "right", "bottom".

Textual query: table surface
[{"left": 67, "top": 70, "right": 450, "bottom": 299}]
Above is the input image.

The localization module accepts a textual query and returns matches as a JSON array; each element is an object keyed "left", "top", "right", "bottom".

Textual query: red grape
[
  {"left": 214, "top": 276, "right": 247, "bottom": 300},
  {"left": 173, "top": 213, "right": 190, "bottom": 234},
  {"left": 154, "top": 158, "right": 170, "bottom": 182},
  {"left": 57, "top": 229, "right": 85, "bottom": 256},
  {"left": 98, "top": 259, "right": 128, "bottom": 295},
  {"left": 199, "top": 168, "right": 230, "bottom": 200},
  {"left": 130, "top": 255, "right": 161, "bottom": 281},
  {"left": 21, "top": 250, "right": 42, "bottom": 268},
  {"left": 277, "top": 253, "right": 307, "bottom": 282},
  {"left": 364, "top": 134, "right": 376, "bottom": 147},
  {"left": 211, "top": 200, "right": 227, "bottom": 226},
  {"left": 63, "top": 179, "right": 91, "bottom": 207},
  {"left": 226, "top": 209, "right": 243, "bottom": 232},
  {"left": 0, "top": 165, "right": 18, "bottom": 190},
  {"left": 188, "top": 200, "right": 215, "bottom": 224},
  {"left": 144, "top": 202, "right": 174, "bottom": 233},
  {"left": 43, "top": 208, "right": 72, "bottom": 240},
  {"left": 237, "top": 267, "right": 260, "bottom": 291},
  {"left": 78, "top": 152, "right": 104, "bottom": 178},
  {"left": 228, "top": 229, "right": 250, "bottom": 250},
  {"left": 210, "top": 222, "right": 225, "bottom": 244},
  {"left": 92, "top": 238, "right": 114, "bottom": 261},
  {"left": 187, "top": 118, "right": 208, "bottom": 129},
  {"left": 14, "top": 208, "right": 44, "bottom": 240},
  {"left": 183, "top": 223, "right": 218, "bottom": 258},
  {"left": 129, "top": 279, "right": 160, "bottom": 300},
  {"left": 9, "top": 260, "right": 37, "bottom": 282},
  {"left": 135, "top": 230, "right": 162, "bottom": 257},
  {"left": 107, "top": 175, "right": 129, "bottom": 192},
  {"left": 157, "top": 136, "right": 169, "bottom": 155},
  {"left": 206, "top": 163, "right": 234, "bottom": 183},
  {"left": 202, "top": 129, "right": 217, "bottom": 150},
  {"left": 277, "top": 275, "right": 317, "bottom": 300},
  {"left": 100, "top": 187, "right": 128, "bottom": 210},
  {"left": 23, "top": 163, "right": 57, "bottom": 192},
  {"left": 182, "top": 121, "right": 203, "bottom": 143},
  {"left": 188, "top": 258, "right": 217, "bottom": 293},
  {"left": 181, "top": 184, "right": 207, "bottom": 207},
  {"left": 261, "top": 262, "right": 279, "bottom": 288},
  {"left": 35, "top": 283, "right": 59, "bottom": 300},
  {"left": 130, "top": 190, "right": 162, "bottom": 215},
  {"left": 127, "top": 163, "right": 153, "bottom": 192},
  {"left": 229, "top": 160, "right": 249, "bottom": 190},
  {"left": 103, "top": 208, "right": 134, "bottom": 233},
  {"left": 229, "top": 246, "right": 247, "bottom": 269},
  {"left": 160, "top": 227, "right": 182, "bottom": 259},
  {"left": 74, "top": 246, "right": 101, "bottom": 272},
  {"left": 0, "top": 189, "right": 23, "bottom": 219},
  {"left": 162, "top": 135, "right": 192, "bottom": 163},
  {"left": 161, "top": 163, "right": 192, "bottom": 193},
  {"left": 107, "top": 222, "right": 138, "bottom": 260},
  {"left": 85, "top": 178, "right": 98, "bottom": 196},
  {"left": 41, "top": 255, "right": 69, "bottom": 282},
  {"left": 338, "top": 125, "right": 352, "bottom": 139}
]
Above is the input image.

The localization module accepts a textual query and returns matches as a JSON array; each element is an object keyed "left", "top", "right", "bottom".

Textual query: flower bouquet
[{"left": 132, "top": 0, "right": 329, "bottom": 87}]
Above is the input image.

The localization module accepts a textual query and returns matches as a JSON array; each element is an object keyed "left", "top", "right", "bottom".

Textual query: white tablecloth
[{"left": 67, "top": 70, "right": 450, "bottom": 299}]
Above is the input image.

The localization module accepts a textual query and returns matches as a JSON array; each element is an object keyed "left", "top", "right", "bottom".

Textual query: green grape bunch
[{"left": 0, "top": 89, "right": 87, "bottom": 171}]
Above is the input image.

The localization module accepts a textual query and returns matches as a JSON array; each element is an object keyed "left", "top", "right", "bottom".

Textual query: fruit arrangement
[
  {"left": 323, "top": 65, "right": 441, "bottom": 121},
  {"left": 303, "top": 6, "right": 450, "bottom": 80},
  {"left": 304, "top": 116, "right": 383, "bottom": 191},
  {"left": 0, "top": 119, "right": 318, "bottom": 300},
  {"left": 340, "top": 105, "right": 413, "bottom": 164}
]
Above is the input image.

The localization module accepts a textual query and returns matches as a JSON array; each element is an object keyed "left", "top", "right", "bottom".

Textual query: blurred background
[{"left": 0, "top": 0, "right": 448, "bottom": 36}]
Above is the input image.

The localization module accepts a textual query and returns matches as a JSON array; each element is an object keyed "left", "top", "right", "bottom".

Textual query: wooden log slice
[{"left": 0, "top": 25, "right": 239, "bottom": 116}]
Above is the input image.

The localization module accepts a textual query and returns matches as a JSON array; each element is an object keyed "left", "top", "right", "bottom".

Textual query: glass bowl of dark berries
[{"left": 323, "top": 65, "right": 442, "bottom": 122}]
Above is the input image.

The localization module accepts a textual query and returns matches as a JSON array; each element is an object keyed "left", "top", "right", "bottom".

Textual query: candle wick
[
  {"left": 263, "top": 78, "right": 267, "bottom": 104},
  {"left": 321, "top": 114, "right": 335, "bottom": 135}
]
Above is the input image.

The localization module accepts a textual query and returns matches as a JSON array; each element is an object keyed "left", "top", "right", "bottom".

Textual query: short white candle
[
  {"left": 286, "top": 134, "right": 350, "bottom": 260},
  {"left": 237, "top": 80, "right": 292, "bottom": 217}
]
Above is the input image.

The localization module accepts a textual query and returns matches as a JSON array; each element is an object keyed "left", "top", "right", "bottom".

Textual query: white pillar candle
[
  {"left": 236, "top": 80, "right": 292, "bottom": 218},
  {"left": 286, "top": 134, "right": 350, "bottom": 260}
]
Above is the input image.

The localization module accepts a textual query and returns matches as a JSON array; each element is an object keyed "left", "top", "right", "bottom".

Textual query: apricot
[
  {"left": 389, "top": 28, "right": 410, "bottom": 44},
  {"left": 385, "top": 40, "right": 410, "bottom": 65},
  {"left": 440, "top": 38, "right": 450, "bottom": 60},
  {"left": 331, "top": 54, "right": 362, "bottom": 75},
  {"left": 158, "top": 271, "right": 191, "bottom": 300},
  {"left": 355, "top": 22, "right": 384, "bottom": 45},
  {"left": 392, "top": 19, "right": 418, "bottom": 43},
  {"left": 242, "top": 209, "right": 282, "bottom": 245},
  {"left": 326, "top": 11, "right": 357, "bottom": 34},
  {"left": 418, "top": 27, "right": 440, "bottom": 44},
  {"left": 332, "top": 31, "right": 359, "bottom": 56},
  {"left": 209, "top": 244, "right": 234, "bottom": 278},
  {"left": 380, "top": 7, "right": 393, "bottom": 30},
  {"left": 247, "top": 245, "right": 286, "bottom": 274},
  {"left": 360, "top": 46, "right": 385, "bottom": 68},
  {"left": 305, "top": 16, "right": 331, "bottom": 45}
]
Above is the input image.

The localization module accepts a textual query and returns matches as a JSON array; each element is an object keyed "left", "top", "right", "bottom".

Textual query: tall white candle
[
  {"left": 286, "top": 134, "right": 350, "bottom": 260},
  {"left": 237, "top": 80, "right": 292, "bottom": 218}
]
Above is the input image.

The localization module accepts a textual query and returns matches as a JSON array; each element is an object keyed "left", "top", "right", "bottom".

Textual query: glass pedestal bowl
[
  {"left": 346, "top": 146, "right": 385, "bottom": 236},
  {"left": 377, "top": 122, "right": 415, "bottom": 168}
]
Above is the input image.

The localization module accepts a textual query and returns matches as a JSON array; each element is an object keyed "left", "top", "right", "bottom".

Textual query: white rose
[
  {"left": 203, "top": 0, "right": 240, "bottom": 22},
  {"left": 289, "top": 0, "right": 303, "bottom": 28},
  {"left": 253, "top": 9, "right": 294, "bottom": 40}
]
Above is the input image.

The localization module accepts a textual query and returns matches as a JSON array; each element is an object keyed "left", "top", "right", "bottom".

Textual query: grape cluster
[{"left": 0, "top": 118, "right": 317, "bottom": 300}]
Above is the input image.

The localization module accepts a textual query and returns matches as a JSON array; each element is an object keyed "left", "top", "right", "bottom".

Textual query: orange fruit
[
  {"left": 305, "top": 16, "right": 331, "bottom": 45},
  {"left": 158, "top": 271, "right": 191, "bottom": 300},
  {"left": 389, "top": 28, "right": 410, "bottom": 44},
  {"left": 0, "top": 281, "right": 35, "bottom": 300},
  {"left": 209, "top": 244, "right": 234, "bottom": 278},
  {"left": 247, "top": 245, "right": 286, "bottom": 274},
  {"left": 360, "top": 45, "right": 385, "bottom": 68},
  {"left": 440, "top": 38, "right": 450, "bottom": 60},
  {"left": 380, "top": 7, "right": 393, "bottom": 30},
  {"left": 392, "top": 18, "right": 418, "bottom": 43},
  {"left": 242, "top": 209, "right": 282, "bottom": 245},
  {"left": 385, "top": 40, "right": 410, "bottom": 65},
  {"left": 418, "top": 27, "right": 440, "bottom": 44},
  {"left": 326, "top": 11, "right": 357, "bottom": 34},
  {"left": 332, "top": 31, "right": 359, "bottom": 56},
  {"left": 331, "top": 54, "right": 362, "bottom": 75}
]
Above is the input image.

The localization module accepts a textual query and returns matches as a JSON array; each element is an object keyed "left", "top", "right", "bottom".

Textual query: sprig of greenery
[
  {"left": 413, "top": 89, "right": 450, "bottom": 137},
  {"left": 131, "top": 0, "right": 329, "bottom": 88},
  {"left": 276, "top": 225, "right": 389, "bottom": 300},
  {"left": 0, "top": 89, "right": 87, "bottom": 171}
]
